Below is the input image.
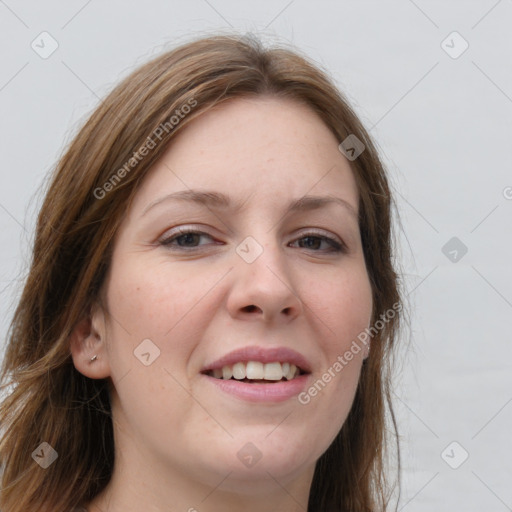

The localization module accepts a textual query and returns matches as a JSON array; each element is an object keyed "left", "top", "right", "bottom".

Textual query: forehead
[{"left": 129, "top": 96, "right": 359, "bottom": 217}]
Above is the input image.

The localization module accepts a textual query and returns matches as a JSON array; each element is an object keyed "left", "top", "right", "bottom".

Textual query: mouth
[
  {"left": 199, "top": 345, "right": 312, "bottom": 401},
  {"left": 201, "top": 361, "right": 309, "bottom": 383}
]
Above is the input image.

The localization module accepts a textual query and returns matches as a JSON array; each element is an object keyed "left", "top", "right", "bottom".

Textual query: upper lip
[{"left": 201, "top": 345, "right": 312, "bottom": 374}]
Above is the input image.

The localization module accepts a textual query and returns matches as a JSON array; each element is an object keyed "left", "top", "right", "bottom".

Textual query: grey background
[{"left": 1, "top": 1, "right": 511, "bottom": 510}]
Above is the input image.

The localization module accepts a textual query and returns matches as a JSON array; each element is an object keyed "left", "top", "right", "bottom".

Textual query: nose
[{"left": 226, "top": 237, "right": 304, "bottom": 324}]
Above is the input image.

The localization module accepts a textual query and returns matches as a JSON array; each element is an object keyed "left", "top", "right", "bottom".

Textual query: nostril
[{"left": 243, "top": 305, "right": 259, "bottom": 313}]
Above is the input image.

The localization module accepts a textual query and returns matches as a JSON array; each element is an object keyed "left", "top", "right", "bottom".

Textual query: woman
[{"left": 0, "top": 34, "right": 402, "bottom": 511}]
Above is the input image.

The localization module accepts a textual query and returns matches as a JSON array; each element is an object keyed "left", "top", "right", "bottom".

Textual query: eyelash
[{"left": 159, "top": 227, "right": 346, "bottom": 253}]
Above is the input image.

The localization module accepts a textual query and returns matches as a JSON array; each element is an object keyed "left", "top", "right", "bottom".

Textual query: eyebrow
[{"left": 141, "top": 189, "right": 358, "bottom": 220}]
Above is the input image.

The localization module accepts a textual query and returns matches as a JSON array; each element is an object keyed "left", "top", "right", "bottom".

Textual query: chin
[
  {"left": 208, "top": 458, "right": 312, "bottom": 496},
  {"left": 197, "top": 436, "right": 316, "bottom": 490}
]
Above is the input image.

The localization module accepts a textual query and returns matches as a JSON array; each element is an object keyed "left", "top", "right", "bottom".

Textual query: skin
[{"left": 71, "top": 96, "right": 373, "bottom": 512}]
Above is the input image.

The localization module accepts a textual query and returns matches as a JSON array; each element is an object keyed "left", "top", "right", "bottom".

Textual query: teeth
[
  {"left": 222, "top": 366, "right": 232, "bottom": 380},
  {"left": 286, "top": 364, "right": 297, "bottom": 381},
  {"left": 211, "top": 362, "right": 300, "bottom": 381},
  {"left": 232, "top": 362, "right": 245, "bottom": 380},
  {"left": 263, "top": 362, "right": 283, "bottom": 380},
  {"left": 246, "top": 361, "right": 264, "bottom": 379}
]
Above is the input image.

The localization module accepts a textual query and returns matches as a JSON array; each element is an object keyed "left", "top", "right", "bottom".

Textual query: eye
[
  {"left": 290, "top": 232, "right": 346, "bottom": 253},
  {"left": 159, "top": 227, "right": 346, "bottom": 254},
  {"left": 159, "top": 228, "right": 217, "bottom": 250}
]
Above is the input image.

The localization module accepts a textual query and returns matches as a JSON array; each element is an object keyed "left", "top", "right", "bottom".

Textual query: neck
[
  {"left": 86, "top": 431, "right": 315, "bottom": 512},
  {"left": 87, "top": 466, "right": 313, "bottom": 512}
]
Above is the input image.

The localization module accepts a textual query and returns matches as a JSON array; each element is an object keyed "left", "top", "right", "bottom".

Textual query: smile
[{"left": 203, "top": 361, "right": 305, "bottom": 382}]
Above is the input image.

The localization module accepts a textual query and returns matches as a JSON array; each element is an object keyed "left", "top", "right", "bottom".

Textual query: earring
[{"left": 89, "top": 354, "right": 98, "bottom": 363}]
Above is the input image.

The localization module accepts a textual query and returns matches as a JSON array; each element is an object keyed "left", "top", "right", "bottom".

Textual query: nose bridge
[
  {"left": 236, "top": 232, "right": 285, "bottom": 283},
  {"left": 229, "top": 231, "right": 302, "bottom": 321}
]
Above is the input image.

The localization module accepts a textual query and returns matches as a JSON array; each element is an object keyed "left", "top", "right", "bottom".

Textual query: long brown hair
[{"left": 0, "top": 33, "right": 402, "bottom": 511}]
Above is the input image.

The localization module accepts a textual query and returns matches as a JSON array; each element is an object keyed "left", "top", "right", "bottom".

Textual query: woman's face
[{"left": 89, "top": 96, "right": 373, "bottom": 495}]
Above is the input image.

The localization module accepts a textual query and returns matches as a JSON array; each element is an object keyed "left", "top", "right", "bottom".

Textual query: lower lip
[{"left": 202, "top": 374, "right": 310, "bottom": 402}]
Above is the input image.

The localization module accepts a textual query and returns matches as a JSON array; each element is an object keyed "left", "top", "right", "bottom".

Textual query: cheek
[
  {"left": 103, "top": 258, "right": 223, "bottom": 378},
  {"left": 307, "top": 265, "right": 373, "bottom": 349},
  {"left": 105, "top": 258, "right": 205, "bottom": 334},
  {"left": 101, "top": 261, "right": 211, "bottom": 440},
  {"left": 300, "top": 266, "right": 372, "bottom": 411},
  {"left": 288, "top": 271, "right": 372, "bottom": 466}
]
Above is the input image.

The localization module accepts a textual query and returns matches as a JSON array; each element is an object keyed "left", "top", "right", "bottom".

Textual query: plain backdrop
[{"left": 1, "top": 1, "right": 511, "bottom": 510}]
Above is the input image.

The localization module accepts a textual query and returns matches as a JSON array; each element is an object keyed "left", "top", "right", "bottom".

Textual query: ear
[
  {"left": 69, "top": 302, "right": 111, "bottom": 379},
  {"left": 362, "top": 342, "right": 370, "bottom": 360}
]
